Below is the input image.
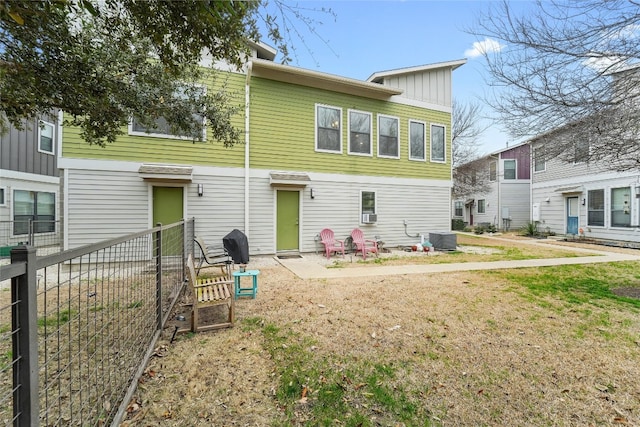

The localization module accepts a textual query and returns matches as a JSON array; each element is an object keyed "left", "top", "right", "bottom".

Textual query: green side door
[
  {"left": 153, "top": 186, "right": 184, "bottom": 255},
  {"left": 276, "top": 190, "right": 299, "bottom": 252}
]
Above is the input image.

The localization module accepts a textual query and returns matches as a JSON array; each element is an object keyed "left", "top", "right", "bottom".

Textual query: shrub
[
  {"left": 451, "top": 219, "right": 466, "bottom": 231},
  {"left": 521, "top": 221, "right": 540, "bottom": 237}
]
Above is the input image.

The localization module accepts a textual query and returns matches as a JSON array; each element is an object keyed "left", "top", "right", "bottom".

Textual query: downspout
[{"left": 244, "top": 62, "right": 252, "bottom": 236}]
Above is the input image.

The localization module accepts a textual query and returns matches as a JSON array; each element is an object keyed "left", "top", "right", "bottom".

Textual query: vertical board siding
[
  {"left": 500, "top": 144, "right": 531, "bottom": 180},
  {"left": 249, "top": 77, "right": 451, "bottom": 180},
  {"left": 0, "top": 115, "right": 59, "bottom": 176},
  {"left": 385, "top": 70, "right": 452, "bottom": 107},
  {"left": 62, "top": 73, "right": 247, "bottom": 167}
]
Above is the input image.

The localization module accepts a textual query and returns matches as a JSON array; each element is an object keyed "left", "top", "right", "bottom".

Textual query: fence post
[
  {"left": 11, "top": 246, "right": 39, "bottom": 426},
  {"left": 155, "top": 223, "right": 162, "bottom": 331}
]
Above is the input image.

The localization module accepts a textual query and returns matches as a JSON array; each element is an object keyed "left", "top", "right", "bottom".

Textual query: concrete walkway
[{"left": 274, "top": 236, "right": 640, "bottom": 280}]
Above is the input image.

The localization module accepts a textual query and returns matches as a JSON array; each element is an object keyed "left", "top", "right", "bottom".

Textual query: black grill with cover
[{"left": 223, "top": 229, "right": 249, "bottom": 264}]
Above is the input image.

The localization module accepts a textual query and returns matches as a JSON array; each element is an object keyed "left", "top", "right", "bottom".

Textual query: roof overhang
[
  {"left": 251, "top": 59, "right": 403, "bottom": 100},
  {"left": 367, "top": 59, "right": 467, "bottom": 83},
  {"left": 269, "top": 171, "right": 311, "bottom": 187},
  {"left": 138, "top": 164, "right": 193, "bottom": 183},
  {"left": 554, "top": 186, "right": 583, "bottom": 194}
]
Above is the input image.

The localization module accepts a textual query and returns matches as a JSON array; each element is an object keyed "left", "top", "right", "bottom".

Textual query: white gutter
[{"left": 244, "top": 62, "right": 252, "bottom": 237}]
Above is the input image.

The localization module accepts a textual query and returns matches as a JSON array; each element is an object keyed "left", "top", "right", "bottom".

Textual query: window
[
  {"left": 130, "top": 85, "right": 205, "bottom": 140},
  {"left": 38, "top": 120, "right": 55, "bottom": 154},
  {"left": 574, "top": 140, "right": 589, "bottom": 163},
  {"left": 13, "top": 190, "right": 55, "bottom": 235},
  {"left": 316, "top": 104, "right": 342, "bottom": 153},
  {"left": 477, "top": 199, "right": 486, "bottom": 214},
  {"left": 503, "top": 159, "right": 516, "bottom": 180},
  {"left": 361, "top": 190, "right": 376, "bottom": 215},
  {"left": 587, "top": 189, "right": 604, "bottom": 227},
  {"left": 409, "top": 120, "right": 426, "bottom": 161},
  {"left": 430, "top": 124, "right": 445, "bottom": 162},
  {"left": 534, "top": 146, "right": 546, "bottom": 172},
  {"left": 611, "top": 187, "right": 631, "bottom": 227},
  {"left": 489, "top": 161, "right": 497, "bottom": 181},
  {"left": 378, "top": 115, "right": 399, "bottom": 158},
  {"left": 454, "top": 201, "right": 463, "bottom": 217},
  {"left": 348, "top": 110, "right": 372, "bottom": 155},
  {"left": 0, "top": 188, "right": 5, "bottom": 206}
]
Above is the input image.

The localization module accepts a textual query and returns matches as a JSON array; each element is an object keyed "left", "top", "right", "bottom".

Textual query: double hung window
[
  {"left": 503, "top": 160, "right": 516, "bottom": 180},
  {"left": 454, "top": 201, "right": 463, "bottom": 217},
  {"left": 489, "top": 161, "right": 497, "bottom": 181},
  {"left": 409, "top": 120, "right": 426, "bottom": 161},
  {"left": 361, "top": 190, "right": 376, "bottom": 215},
  {"left": 430, "top": 124, "right": 445, "bottom": 162},
  {"left": 316, "top": 104, "right": 342, "bottom": 152},
  {"left": 587, "top": 189, "right": 604, "bottom": 227},
  {"left": 611, "top": 187, "right": 631, "bottom": 227},
  {"left": 534, "top": 146, "right": 546, "bottom": 172},
  {"left": 477, "top": 199, "right": 486, "bottom": 214},
  {"left": 39, "top": 120, "right": 55, "bottom": 154},
  {"left": 348, "top": 110, "right": 372, "bottom": 155},
  {"left": 378, "top": 115, "right": 399, "bottom": 158}
]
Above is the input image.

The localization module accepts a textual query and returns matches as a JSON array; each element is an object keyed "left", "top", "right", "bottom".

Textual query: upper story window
[
  {"left": 477, "top": 199, "right": 486, "bottom": 214},
  {"left": 0, "top": 188, "right": 6, "bottom": 206},
  {"left": 574, "top": 140, "right": 589, "bottom": 163},
  {"left": 378, "top": 115, "right": 399, "bottom": 158},
  {"left": 503, "top": 159, "right": 516, "bottom": 180},
  {"left": 611, "top": 187, "right": 631, "bottom": 227},
  {"left": 409, "top": 120, "right": 426, "bottom": 161},
  {"left": 587, "top": 189, "right": 604, "bottom": 227},
  {"left": 348, "top": 110, "right": 372, "bottom": 155},
  {"left": 316, "top": 104, "right": 342, "bottom": 153},
  {"left": 534, "top": 146, "right": 546, "bottom": 172},
  {"left": 489, "top": 161, "right": 497, "bottom": 181},
  {"left": 130, "top": 85, "right": 205, "bottom": 140},
  {"left": 38, "top": 120, "right": 55, "bottom": 155},
  {"left": 430, "top": 124, "right": 445, "bottom": 162}
]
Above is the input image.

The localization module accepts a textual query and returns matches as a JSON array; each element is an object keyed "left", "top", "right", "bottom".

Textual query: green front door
[
  {"left": 276, "top": 190, "right": 299, "bottom": 252},
  {"left": 153, "top": 186, "right": 184, "bottom": 255}
]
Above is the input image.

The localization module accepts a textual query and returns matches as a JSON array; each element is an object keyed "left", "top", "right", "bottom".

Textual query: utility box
[{"left": 428, "top": 232, "right": 457, "bottom": 251}]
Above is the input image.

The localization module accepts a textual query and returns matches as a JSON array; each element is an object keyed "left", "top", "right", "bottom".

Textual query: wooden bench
[{"left": 186, "top": 254, "right": 234, "bottom": 332}]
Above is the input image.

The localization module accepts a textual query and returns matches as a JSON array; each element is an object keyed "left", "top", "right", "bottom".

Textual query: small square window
[{"left": 38, "top": 121, "right": 55, "bottom": 155}]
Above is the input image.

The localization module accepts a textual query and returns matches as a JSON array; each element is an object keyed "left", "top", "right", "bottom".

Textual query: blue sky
[{"left": 263, "top": 0, "right": 530, "bottom": 156}]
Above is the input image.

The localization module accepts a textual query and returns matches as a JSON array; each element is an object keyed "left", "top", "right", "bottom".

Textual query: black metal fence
[
  {"left": 0, "top": 221, "right": 62, "bottom": 257},
  {"left": 0, "top": 219, "right": 195, "bottom": 426}
]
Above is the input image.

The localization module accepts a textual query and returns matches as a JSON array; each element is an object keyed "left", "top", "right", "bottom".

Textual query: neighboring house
[
  {"left": 59, "top": 44, "right": 466, "bottom": 255},
  {"left": 0, "top": 113, "right": 62, "bottom": 251},
  {"left": 530, "top": 130, "right": 640, "bottom": 242},
  {"left": 453, "top": 142, "right": 531, "bottom": 231}
]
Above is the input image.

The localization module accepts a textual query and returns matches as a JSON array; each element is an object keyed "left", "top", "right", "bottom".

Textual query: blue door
[{"left": 566, "top": 197, "right": 579, "bottom": 235}]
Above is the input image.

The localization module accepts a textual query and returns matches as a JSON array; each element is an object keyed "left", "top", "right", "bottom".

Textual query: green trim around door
[{"left": 276, "top": 190, "right": 299, "bottom": 252}]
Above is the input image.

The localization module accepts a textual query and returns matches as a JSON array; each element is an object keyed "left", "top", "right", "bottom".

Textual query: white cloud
[{"left": 464, "top": 38, "right": 504, "bottom": 58}]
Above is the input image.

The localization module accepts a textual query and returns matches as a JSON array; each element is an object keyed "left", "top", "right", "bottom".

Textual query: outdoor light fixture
[
  {"left": 581, "top": 198, "right": 586, "bottom": 206},
  {"left": 197, "top": 183, "right": 204, "bottom": 197},
  {"left": 310, "top": 188, "right": 315, "bottom": 199},
  {"left": 545, "top": 197, "right": 550, "bottom": 203}
]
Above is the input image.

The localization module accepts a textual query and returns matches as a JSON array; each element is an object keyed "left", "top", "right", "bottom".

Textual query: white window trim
[
  {"left": 586, "top": 188, "right": 605, "bottom": 228},
  {"left": 0, "top": 187, "right": 6, "bottom": 207},
  {"left": 11, "top": 188, "right": 58, "bottom": 237},
  {"left": 38, "top": 120, "right": 55, "bottom": 155},
  {"left": 348, "top": 109, "right": 373, "bottom": 157},
  {"left": 502, "top": 159, "right": 517, "bottom": 180},
  {"left": 477, "top": 199, "right": 486, "bottom": 214},
  {"left": 359, "top": 189, "right": 377, "bottom": 224},
  {"left": 315, "top": 103, "right": 343, "bottom": 154},
  {"left": 430, "top": 123, "right": 446, "bottom": 163},
  {"left": 377, "top": 114, "right": 400, "bottom": 159},
  {"left": 128, "top": 84, "right": 207, "bottom": 141},
  {"left": 408, "top": 119, "right": 426, "bottom": 162},
  {"left": 533, "top": 147, "right": 546, "bottom": 173}
]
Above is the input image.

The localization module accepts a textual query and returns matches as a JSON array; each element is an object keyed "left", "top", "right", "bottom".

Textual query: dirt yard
[{"left": 120, "top": 235, "right": 640, "bottom": 426}]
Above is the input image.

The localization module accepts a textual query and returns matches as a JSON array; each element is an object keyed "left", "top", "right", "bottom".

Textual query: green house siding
[
  {"left": 61, "top": 72, "right": 247, "bottom": 167},
  {"left": 249, "top": 77, "right": 451, "bottom": 180}
]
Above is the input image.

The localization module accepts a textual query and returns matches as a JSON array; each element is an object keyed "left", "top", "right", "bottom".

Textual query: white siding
[
  {"left": 386, "top": 70, "right": 452, "bottom": 107},
  {"left": 501, "top": 182, "right": 531, "bottom": 230}
]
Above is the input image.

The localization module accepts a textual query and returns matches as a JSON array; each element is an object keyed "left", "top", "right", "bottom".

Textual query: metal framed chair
[{"left": 194, "top": 236, "right": 232, "bottom": 275}]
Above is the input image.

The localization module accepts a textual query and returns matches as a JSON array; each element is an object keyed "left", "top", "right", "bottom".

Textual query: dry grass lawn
[{"left": 115, "top": 236, "right": 640, "bottom": 426}]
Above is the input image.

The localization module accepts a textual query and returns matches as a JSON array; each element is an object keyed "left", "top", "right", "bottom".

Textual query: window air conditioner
[{"left": 362, "top": 213, "right": 377, "bottom": 223}]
